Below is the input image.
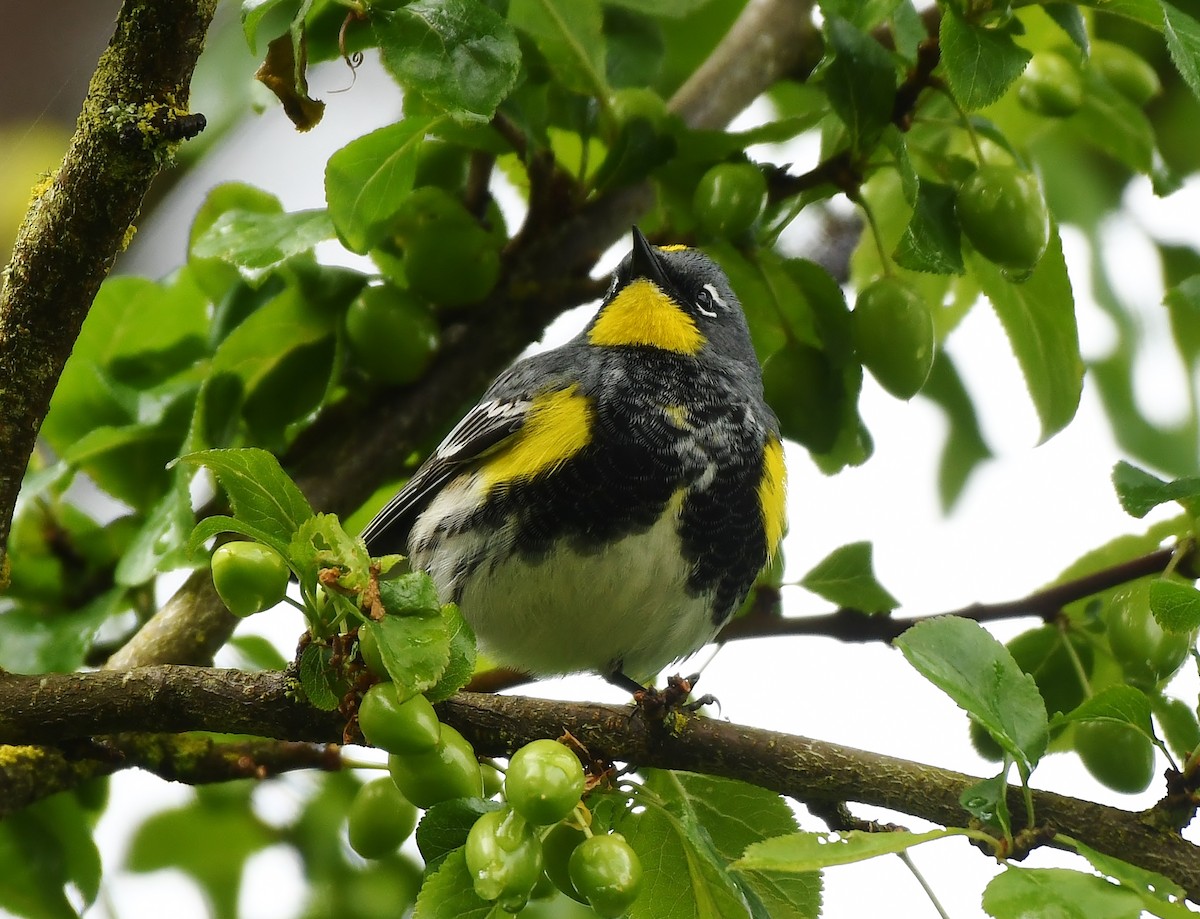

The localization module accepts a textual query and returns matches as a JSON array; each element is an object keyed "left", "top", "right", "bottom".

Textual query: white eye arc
[{"left": 697, "top": 283, "right": 725, "bottom": 318}]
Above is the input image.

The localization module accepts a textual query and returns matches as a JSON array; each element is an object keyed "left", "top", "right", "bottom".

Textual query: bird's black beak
[{"left": 630, "top": 226, "right": 672, "bottom": 291}]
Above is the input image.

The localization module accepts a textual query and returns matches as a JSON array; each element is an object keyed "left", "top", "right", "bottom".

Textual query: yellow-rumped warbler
[{"left": 361, "top": 228, "right": 787, "bottom": 689}]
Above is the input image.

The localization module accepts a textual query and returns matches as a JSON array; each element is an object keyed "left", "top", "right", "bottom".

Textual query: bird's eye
[{"left": 697, "top": 283, "right": 726, "bottom": 317}]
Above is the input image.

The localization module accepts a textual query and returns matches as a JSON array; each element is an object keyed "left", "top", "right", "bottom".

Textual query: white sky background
[{"left": 90, "top": 52, "right": 1200, "bottom": 919}]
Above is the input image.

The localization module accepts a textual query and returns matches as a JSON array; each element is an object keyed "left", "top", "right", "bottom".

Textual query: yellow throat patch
[
  {"left": 758, "top": 436, "right": 787, "bottom": 556},
  {"left": 480, "top": 384, "right": 594, "bottom": 488},
  {"left": 588, "top": 279, "right": 705, "bottom": 355}
]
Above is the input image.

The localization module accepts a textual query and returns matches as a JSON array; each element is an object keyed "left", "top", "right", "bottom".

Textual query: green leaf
[
  {"left": 241, "top": 0, "right": 295, "bottom": 52},
  {"left": 598, "top": 773, "right": 755, "bottom": 919},
  {"left": 1154, "top": 694, "right": 1200, "bottom": 761},
  {"left": 289, "top": 513, "right": 371, "bottom": 598},
  {"left": 227, "top": 634, "right": 289, "bottom": 671},
  {"left": 510, "top": 0, "right": 607, "bottom": 97},
  {"left": 1164, "top": 272, "right": 1200, "bottom": 375},
  {"left": 677, "top": 114, "right": 827, "bottom": 165},
  {"left": 819, "top": 0, "right": 905, "bottom": 31},
  {"left": 1043, "top": 4, "right": 1090, "bottom": 56},
  {"left": 1075, "top": 0, "right": 1163, "bottom": 28},
  {"left": 379, "top": 572, "right": 442, "bottom": 617},
  {"left": 179, "top": 448, "right": 314, "bottom": 547},
  {"left": 960, "top": 773, "right": 1010, "bottom": 835},
  {"left": 374, "top": 1, "right": 520, "bottom": 122},
  {"left": 822, "top": 16, "right": 897, "bottom": 152},
  {"left": 127, "top": 784, "right": 273, "bottom": 919},
  {"left": 189, "top": 515, "right": 288, "bottom": 558},
  {"left": 982, "top": 867, "right": 1143, "bottom": 919},
  {"left": 412, "top": 848, "right": 493, "bottom": 919},
  {"left": 1162, "top": 2, "right": 1200, "bottom": 100},
  {"left": 800, "top": 541, "right": 899, "bottom": 613},
  {"left": 426, "top": 604, "right": 478, "bottom": 703},
  {"left": 0, "top": 793, "right": 102, "bottom": 919},
  {"left": 640, "top": 771, "right": 818, "bottom": 919},
  {"left": 734, "top": 828, "right": 963, "bottom": 873},
  {"left": 970, "top": 228, "right": 1082, "bottom": 443},
  {"left": 324, "top": 119, "right": 431, "bottom": 254},
  {"left": 0, "top": 590, "right": 124, "bottom": 674},
  {"left": 1150, "top": 580, "right": 1200, "bottom": 632},
  {"left": 363, "top": 614, "right": 452, "bottom": 700},
  {"left": 209, "top": 284, "right": 337, "bottom": 394},
  {"left": 299, "top": 642, "right": 341, "bottom": 710},
  {"left": 415, "top": 798, "right": 499, "bottom": 873},
  {"left": 893, "top": 179, "right": 964, "bottom": 275},
  {"left": 1112, "top": 461, "right": 1200, "bottom": 519},
  {"left": 939, "top": 7, "right": 1031, "bottom": 111},
  {"left": 114, "top": 473, "right": 196, "bottom": 587},
  {"left": 605, "top": 6, "right": 665, "bottom": 88},
  {"left": 755, "top": 250, "right": 821, "bottom": 347},
  {"left": 1053, "top": 685, "right": 1156, "bottom": 741},
  {"left": 42, "top": 274, "right": 208, "bottom": 450},
  {"left": 604, "top": 0, "right": 720, "bottom": 15},
  {"left": 1069, "top": 839, "right": 1188, "bottom": 912},
  {"left": 895, "top": 616, "right": 1049, "bottom": 773},
  {"left": 919, "top": 352, "right": 992, "bottom": 511},
  {"left": 1070, "top": 77, "right": 1155, "bottom": 175},
  {"left": 190, "top": 208, "right": 334, "bottom": 284}
]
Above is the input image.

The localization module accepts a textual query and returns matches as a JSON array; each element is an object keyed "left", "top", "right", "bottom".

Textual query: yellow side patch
[
  {"left": 658, "top": 244, "right": 690, "bottom": 252},
  {"left": 480, "top": 384, "right": 593, "bottom": 487},
  {"left": 588, "top": 279, "right": 705, "bottom": 354},
  {"left": 758, "top": 436, "right": 787, "bottom": 557},
  {"left": 663, "top": 404, "right": 690, "bottom": 428}
]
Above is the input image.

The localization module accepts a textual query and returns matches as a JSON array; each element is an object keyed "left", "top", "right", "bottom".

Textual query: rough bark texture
[
  {"left": 3, "top": 667, "right": 1198, "bottom": 900},
  {"left": 0, "top": 0, "right": 217, "bottom": 577}
]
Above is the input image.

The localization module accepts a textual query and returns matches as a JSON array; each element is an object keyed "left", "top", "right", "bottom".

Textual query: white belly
[{"left": 409, "top": 479, "right": 719, "bottom": 680}]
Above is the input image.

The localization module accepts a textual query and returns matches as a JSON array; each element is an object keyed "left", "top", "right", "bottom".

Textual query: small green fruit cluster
[
  {"left": 1017, "top": 43, "right": 1159, "bottom": 120},
  {"left": 356, "top": 624, "right": 483, "bottom": 809},
  {"left": 210, "top": 541, "right": 290, "bottom": 618},
  {"left": 1104, "top": 581, "right": 1196, "bottom": 690},
  {"left": 356, "top": 680, "right": 483, "bottom": 808},
  {"left": 1074, "top": 579, "right": 1196, "bottom": 795},
  {"left": 463, "top": 739, "right": 643, "bottom": 915}
]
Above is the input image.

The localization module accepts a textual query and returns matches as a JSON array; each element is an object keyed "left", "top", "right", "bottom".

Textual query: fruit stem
[
  {"left": 855, "top": 195, "right": 892, "bottom": 277},
  {"left": 935, "top": 82, "right": 986, "bottom": 163},
  {"left": 1056, "top": 619, "right": 1093, "bottom": 701},
  {"left": 896, "top": 850, "right": 952, "bottom": 919}
]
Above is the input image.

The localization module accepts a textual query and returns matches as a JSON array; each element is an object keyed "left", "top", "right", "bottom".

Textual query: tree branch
[
  {"left": 3, "top": 666, "right": 1198, "bottom": 899},
  {"left": 0, "top": 733, "right": 341, "bottom": 815},
  {"left": 0, "top": 0, "right": 217, "bottom": 577},
  {"left": 720, "top": 545, "right": 1180, "bottom": 644}
]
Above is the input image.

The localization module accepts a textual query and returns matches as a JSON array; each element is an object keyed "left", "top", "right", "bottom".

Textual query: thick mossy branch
[
  {"left": 0, "top": 0, "right": 217, "bottom": 574},
  {"left": 0, "top": 731, "right": 340, "bottom": 815},
  {"left": 2, "top": 666, "right": 1199, "bottom": 899}
]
